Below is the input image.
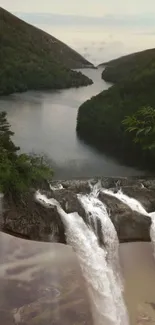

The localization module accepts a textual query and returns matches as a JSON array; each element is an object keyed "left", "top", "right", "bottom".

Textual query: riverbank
[
  {"left": 0, "top": 68, "right": 144, "bottom": 179},
  {"left": 77, "top": 48, "right": 155, "bottom": 172}
]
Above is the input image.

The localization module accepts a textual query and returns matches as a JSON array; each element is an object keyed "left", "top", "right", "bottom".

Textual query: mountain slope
[
  {"left": 0, "top": 7, "right": 93, "bottom": 95},
  {"left": 101, "top": 48, "right": 155, "bottom": 83},
  {"left": 77, "top": 48, "right": 155, "bottom": 169}
]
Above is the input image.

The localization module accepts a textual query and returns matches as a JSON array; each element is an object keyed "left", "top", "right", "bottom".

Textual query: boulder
[
  {"left": 121, "top": 186, "right": 155, "bottom": 212},
  {"left": 1, "top": 177, "right": 155, "bottom": 244},
  {"left": 2, "top": 191, "right": 66, "bottom": 244},
  {"left": 99, "top": 192, "right": 151, "bottom": 243}
]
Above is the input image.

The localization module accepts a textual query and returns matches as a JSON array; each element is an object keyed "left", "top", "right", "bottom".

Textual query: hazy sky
[
  {"left": 1, "top": 0, "right": 155, "bottom": 64},
  {"left": 1, "top": 0, "right": 155, "bottom": 16}
]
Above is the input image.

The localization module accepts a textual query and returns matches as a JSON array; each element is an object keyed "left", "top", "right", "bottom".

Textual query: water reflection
[{"left": 0, "top": 69, "right": 144, "bottom": 179}]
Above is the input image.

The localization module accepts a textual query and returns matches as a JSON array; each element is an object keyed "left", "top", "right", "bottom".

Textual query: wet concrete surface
[
  {"left": 0, "top": 232, "right": 93, "bottom": 325},
  {"left": 120, "top": 242, "right": 155, "bottom": 325},
  {"left": 0, "top": 232, "right": 154, "bottom": 324}
]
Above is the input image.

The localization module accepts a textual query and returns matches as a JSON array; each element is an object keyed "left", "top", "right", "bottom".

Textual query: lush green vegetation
[
  {"left": 77, "top": 48, "right": 155, "bottom": 169},
  {"left": 0, "top": 7, "right": 93, "bottom": 96},
  {"left": 101, "top": 48, "right": 155, "bottom": 83},
  {"left": 123, "top": 106, "right": 155, "bottom": 154},
  {"left": 0, "top": 111, "right": 53, "bottom": 195}
]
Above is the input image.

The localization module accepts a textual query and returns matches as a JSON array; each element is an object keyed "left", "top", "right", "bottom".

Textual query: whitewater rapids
[{"left": 36, "top": 185, "right": 129, "bottom": 325}]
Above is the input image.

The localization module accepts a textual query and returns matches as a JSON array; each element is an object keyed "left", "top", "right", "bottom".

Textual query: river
[{"left": 0, "top": 68, "right": 144, "bottom": 179}]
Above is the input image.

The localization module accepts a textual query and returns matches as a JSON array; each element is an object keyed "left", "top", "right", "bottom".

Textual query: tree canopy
[
  {"left": 0, "top": 111, "right": 53, "bottom": 195},
  {"left": 123, "top": 106, "right": 155, "bottom": 154},
  {"left": 0, "top": 7, "right": 93, "bottom": 96},
  {"left": 77, "top": 48, "right": 155, "bottom": 169}
]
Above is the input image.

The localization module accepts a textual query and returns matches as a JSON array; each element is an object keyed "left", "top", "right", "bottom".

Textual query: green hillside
[
  {"left": 0, "top": 7, "right": 93, "bottom": 95},
  {"left": 101, "top": 48, "right": 155, "bottom": 83},
  {"left": 77, "top": 48, "right": 155, "bottom": 169}
]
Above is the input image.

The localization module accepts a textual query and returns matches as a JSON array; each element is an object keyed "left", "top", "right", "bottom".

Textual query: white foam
[
  {"left": 149, "top": 212, "right": 155, "bottom": 257},
  {"left": 103, "top": 188, "right": 147, "bottom": 215},
  {"left": 36, "top": 190, "right": 129, "bottom": 325},
  {"left": 102, "top": 188, "right": 155, "bottom": 260},
  {"left": 78, "top": 191, "right": 129, "bottom": 325},
  {"left": 50, "top": 183, "right": 64, "bottom": 191}
]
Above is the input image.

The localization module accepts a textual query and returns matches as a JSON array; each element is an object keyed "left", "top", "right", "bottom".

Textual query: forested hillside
[
  {"left": 77, "top": 48, "right": 155, "bottom": 169},
  {"left": 0, "top": 7, "right": 93, "bottom": 95},
  {"left": 101, "top": 48, "right": 155, "bottom": 83}
]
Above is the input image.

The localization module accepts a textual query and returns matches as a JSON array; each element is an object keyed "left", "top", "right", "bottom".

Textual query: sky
[
  {"left": 1, "top": 0, "right": 155, "bottom": 16},
  {"left": 1, "top": 0, "right": 155, "bottom": 65}
]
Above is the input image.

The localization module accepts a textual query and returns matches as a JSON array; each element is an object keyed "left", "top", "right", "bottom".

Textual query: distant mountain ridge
[{"left": 0, "top": 7, "right": 93, "bottom": 95}]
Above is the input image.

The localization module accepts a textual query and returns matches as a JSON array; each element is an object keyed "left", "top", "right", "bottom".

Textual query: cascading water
[
  {"left": 102, "top": 188, "right": 155, "bottom": 257},
  {"left": 78, "top": 184, "right": 129, "bottom": 325},
  {"left": 103, "top": 189, "right": 147, "bottom": 215},
  {"left": 150, "top": 212, "right": 155, "bottom": 257},
  {"left": 36, "top": 186, "right": 129, "bottom": 325}
]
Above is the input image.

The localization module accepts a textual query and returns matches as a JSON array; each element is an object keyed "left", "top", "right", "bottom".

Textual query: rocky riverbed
[{"left": 1, "top": 177, "right": 155, "bottom": 244}]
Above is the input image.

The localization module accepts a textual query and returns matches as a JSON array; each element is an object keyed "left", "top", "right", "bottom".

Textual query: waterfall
[
  {"left": 150, "top": 212, "right": 155, "bottom": 257},
  {"left": 103, "top": 189, "right": 147, "bottom": 215},
  {"left": 78, "top": 185, "right": 129, "bottom": 325},
  {"left": 102, "top": 188, "right": 155, "bottom": 257},
  {"left": 36, "top": 187, "right": 129, "bottom": 325}
]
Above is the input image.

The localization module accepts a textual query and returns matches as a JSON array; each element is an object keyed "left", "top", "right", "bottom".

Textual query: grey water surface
[{"left": 0, "top": 68, "right": 144, "bottom": 179}]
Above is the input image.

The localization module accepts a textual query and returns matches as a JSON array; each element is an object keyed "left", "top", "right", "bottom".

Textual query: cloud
[
  {"left": 1, "top": 0, "right": 155, "bottom": 16},
  {"left": 12, "top": 12, "right": 155, "bottom": 29}
]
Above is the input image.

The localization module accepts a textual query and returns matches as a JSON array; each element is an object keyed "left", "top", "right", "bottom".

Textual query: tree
[
  {"left": 0, "top": 111, "right": 19, "bottom": 159},
  {"left": 122, "top": 106, "right": 155, "bottom": 152},
  {"left": 0, "top": 111, "right": 53, "bottom": 195}
]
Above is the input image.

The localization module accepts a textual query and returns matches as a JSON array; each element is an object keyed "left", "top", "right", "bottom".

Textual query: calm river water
[{"left": 0, "top": 68, "right": 144, "bottom": 179}]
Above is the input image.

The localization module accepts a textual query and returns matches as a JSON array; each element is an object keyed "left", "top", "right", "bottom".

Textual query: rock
[
  {"left": 2, "top": 192, "right": 66, "bottom": 244},
  {"left": 1, "top": 177, "right": 155, "bottom": 244},
  {"left": 122, "top": 187, "right": 155, "bottom": 213},
  {"left": 99, "top": 192, "right": 151, "bottom": 242},
  {"left": 60, "top": 180, "right": 91, "bottom": 194},
  {"left": 52, "top": 189, "right": 86, "bottom": 218},
  {"left": 141, "top": 179, "right": 155, "bottom": 190}
]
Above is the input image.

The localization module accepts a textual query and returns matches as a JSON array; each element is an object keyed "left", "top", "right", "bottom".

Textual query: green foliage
[
  {"left": 123, "top": 106, "right": 155, "bottom": 151},
  {"left": 0, "top": 8, "right": 92, "bottom": 96},
  {"left": 102, "top": 48, "right": 155, "bottom": 83},
  {"left": 0, "top": 112, "right": 53, "bottom": 195},
  {"left": 0, "top": 111, "right": 19, "bottom": 158},
  {"left": 77, "top": 48, "right": 155, "bottom": 168}
]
